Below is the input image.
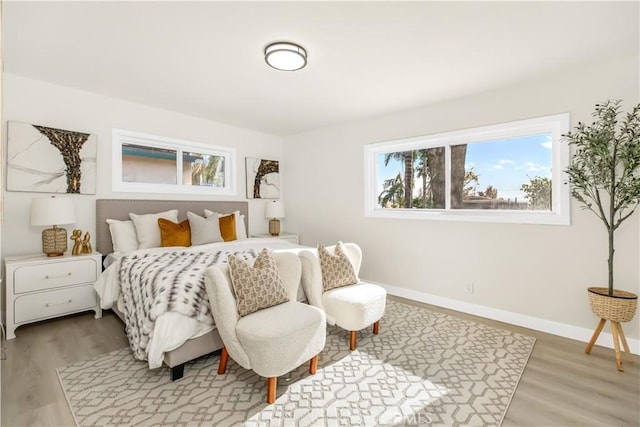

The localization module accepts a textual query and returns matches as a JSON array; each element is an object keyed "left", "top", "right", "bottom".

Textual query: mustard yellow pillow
[
  {"left": 219, "top": 213, "right": 237, "bottom": 242},
  {"left": 158, "top": 218, "right": 191, "bottom": 247}
]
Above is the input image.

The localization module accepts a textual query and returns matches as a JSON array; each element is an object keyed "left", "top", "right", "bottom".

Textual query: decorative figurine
[
  {"left": 81, "top": 232, "right": 92, "bottom": 254},
  {"left": 70, "top": 229, "right": 83, "bottom": 255}
]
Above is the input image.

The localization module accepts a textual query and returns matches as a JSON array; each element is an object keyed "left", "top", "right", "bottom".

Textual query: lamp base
[
  {"left": 42, "top": 226, "right": 68, "bottom": 257},
  {"left": 269, "top": 219, "right": 281, "bottom": 236}
]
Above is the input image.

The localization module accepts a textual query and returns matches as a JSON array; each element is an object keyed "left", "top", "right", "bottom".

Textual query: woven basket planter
[{"left": 587, "top": 287, "right": 638, "bottom": 323}]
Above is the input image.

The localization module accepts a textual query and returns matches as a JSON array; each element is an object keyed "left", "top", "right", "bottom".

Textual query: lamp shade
[
  {"left": 265, "top": 201, "right": 285, "bottom": 219},
  {"left": 30, "top": 197, "right": 76, "bottom": 226}
]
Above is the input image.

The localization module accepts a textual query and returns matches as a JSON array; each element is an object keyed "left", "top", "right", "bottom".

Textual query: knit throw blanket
[{"left": 119, "top": 249, "right": 258, "bottom": 361}]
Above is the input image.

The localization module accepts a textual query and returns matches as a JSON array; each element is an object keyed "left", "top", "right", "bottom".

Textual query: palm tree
[
  {"left": 384, "top": 151, "right": 414, "bottom": 208},
  {"left": 450, "top": 145, "right": 468, "bottom": 208},
  {"left": 426, "top": 147, "right": 446, "bottom": 208},
  {"left": 191, "top": 155, "right": 222, "bottom": 186},
  {"left": 203, "top": 155, "right": 222, "bottom": 186},
  {"left": 415, "top": 150, "right": 430, "bottom": 207},
  {"left": 378, "top": 173, "right": 405, "bottom": 208}
]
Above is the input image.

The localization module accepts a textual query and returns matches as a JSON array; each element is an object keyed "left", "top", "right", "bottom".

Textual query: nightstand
[
  {"left": 251, "top": 233, "right": 299, "bottom": 245},
  {"left": 4, "top": 252, "right": 102, "bottom": 339}
]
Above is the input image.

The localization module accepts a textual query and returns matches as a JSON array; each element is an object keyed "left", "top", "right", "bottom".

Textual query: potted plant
[{"left": 564, "top": 99, "right": 640, "bottom": 370}]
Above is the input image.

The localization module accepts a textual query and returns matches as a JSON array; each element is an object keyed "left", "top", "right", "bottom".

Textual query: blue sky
[{"left": 376, "top": 133, "right": 552, "bottom": 203}]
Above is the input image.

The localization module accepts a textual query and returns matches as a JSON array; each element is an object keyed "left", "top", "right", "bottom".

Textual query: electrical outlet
[{"left": 465, "top": 282, "right": 474, "bottom": 294}]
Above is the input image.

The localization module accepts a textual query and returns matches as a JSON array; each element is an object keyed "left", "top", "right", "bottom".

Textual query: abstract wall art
[
  {"left": 245, "top": 157, "right": 280, "bottom": 199},
  {"left": 7, "top": 121, "right": 97, "bottom": 194}
]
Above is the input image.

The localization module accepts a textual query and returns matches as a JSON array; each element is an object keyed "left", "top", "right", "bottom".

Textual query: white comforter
[{"left": 94, "top": 238, "right": 303, "bottom": 368}]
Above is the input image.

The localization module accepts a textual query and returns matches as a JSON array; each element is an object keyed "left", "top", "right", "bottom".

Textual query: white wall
[
  {"left": 284, "top": 55, "right": 640, "bottom": 346},
  {"left": 2, "top": 74, "right": 284, "bottom": 257},
  {"left": 3, "top": 57, "right": 638, "bottom": 351}
]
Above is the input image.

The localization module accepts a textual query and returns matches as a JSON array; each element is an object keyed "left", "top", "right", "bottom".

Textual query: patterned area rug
[{"left": 57, "top": 300, "right": 535, "bottom": 426}]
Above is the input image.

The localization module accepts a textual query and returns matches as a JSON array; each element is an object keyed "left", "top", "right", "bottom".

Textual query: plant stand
[
  {"left": 585, "top": 318, "right": 633, "bottom": 371},
  {"left": 585, "top": 287, "right": 638, "bottom": 372}
]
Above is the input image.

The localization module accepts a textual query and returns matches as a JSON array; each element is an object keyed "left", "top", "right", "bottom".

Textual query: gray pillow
[
  {"left": 186, "top": 211, "right": 223, "bottom": 246},
  {"left": 129, "top": 209, "right": 179, "bottom": 249}
]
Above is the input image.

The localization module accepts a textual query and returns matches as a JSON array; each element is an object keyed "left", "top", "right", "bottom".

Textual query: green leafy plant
[
  {"left": 521, "top": 176, "right": 551, "bottom": 210},
  {"left": 564, "top": 100, "right": 640, "bottom": 296}
]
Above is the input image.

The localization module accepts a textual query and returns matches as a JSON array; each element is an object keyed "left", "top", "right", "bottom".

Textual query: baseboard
[{"left": 373, "top": 281, "right": 640, "bottom": 355}]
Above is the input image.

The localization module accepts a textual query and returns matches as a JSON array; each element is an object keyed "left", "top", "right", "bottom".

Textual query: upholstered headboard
[{"left": 96, "top": 199, "right": 249, "bottom": 255}]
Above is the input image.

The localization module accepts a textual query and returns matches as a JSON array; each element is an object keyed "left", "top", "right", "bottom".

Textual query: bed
[{"left": 94, "top": 199, "right": 304, "bottom": 380}]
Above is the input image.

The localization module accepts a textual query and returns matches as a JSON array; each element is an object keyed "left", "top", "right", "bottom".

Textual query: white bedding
[{"left": 94, "top": 238, "right": 304, "bottom": 369}]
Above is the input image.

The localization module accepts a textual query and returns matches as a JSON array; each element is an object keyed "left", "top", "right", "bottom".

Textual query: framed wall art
[
  {"left": 245, "top": 157, "right": 280, "bottom": 199},
  {"left": 7, "top": 121, "right": 97, "bottom": 194}
]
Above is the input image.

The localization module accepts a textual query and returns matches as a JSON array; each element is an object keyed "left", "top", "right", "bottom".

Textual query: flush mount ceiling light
[{"left": 264, "top": 41, "right": 307, "bottom": 71}]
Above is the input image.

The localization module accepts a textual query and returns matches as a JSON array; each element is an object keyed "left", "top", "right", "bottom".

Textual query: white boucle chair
[
  {"left": 299, "top": 243, "right": 387, "bottom": 351},
  {"left": 204, "top": 252, "right": 326, "bottom": 404}
]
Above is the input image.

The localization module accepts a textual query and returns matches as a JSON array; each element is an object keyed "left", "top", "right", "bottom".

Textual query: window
[
  {"left": 364, "top": 113, "right": 570, "bottom": 224},
  {"left": 113, "top": 129, "right": 235, "bottom": 195}
]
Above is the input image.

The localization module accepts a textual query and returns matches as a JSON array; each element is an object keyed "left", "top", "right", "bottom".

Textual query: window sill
[{"left": 365, "top": 208, "right": 569, "bottom": 225}]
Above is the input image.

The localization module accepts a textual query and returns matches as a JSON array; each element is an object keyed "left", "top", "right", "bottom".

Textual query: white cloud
[
  {"left": 498, "top": 159, "right": 515, "bottom": 165},
  {"left": 541, "top": 141, "right": 552, "bottom": 149},
  {"left": 524, "top": 161, "right": 549, "bottom": 172},
  {"left": 491, "top": 159, "right": 514, "bottom": 170}
]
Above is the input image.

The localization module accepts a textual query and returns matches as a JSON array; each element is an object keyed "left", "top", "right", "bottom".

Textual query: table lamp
[
  {"left": 265, "top": 200, "right": 285, "bottom": 236},
  {"left": 30, "top": 196, "right": 76, "bottom": 257}
]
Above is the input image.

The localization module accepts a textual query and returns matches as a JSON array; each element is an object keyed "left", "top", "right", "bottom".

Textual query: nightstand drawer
[
  {"left": 13, "top": 258, "right": 98, "bottom": 294},
  {"left": 14, "top": 285, "right": 97, "bottom": 324}
]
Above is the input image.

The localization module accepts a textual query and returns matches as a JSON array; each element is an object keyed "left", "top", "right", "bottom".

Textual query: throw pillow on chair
[
  {"left": 300, "top": 242, "right": 386, "bottom": 351},
  {"left": 204, "top": 250, "right": 326, "bottom": 404}
]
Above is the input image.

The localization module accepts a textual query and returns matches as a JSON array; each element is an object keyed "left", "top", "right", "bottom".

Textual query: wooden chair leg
[
  {"left": 373, "top": 321, "right": 380, "bottom": 335},
  {"left": 218, "top": 346, "right": 229, "bottom": 375},
  {"left": 611, "top": 321, "right": 624, "bottom": 372},
  {"left": 585, "top": 318, "right": 606, "bottom": 354},
  {"left": 613, "top": 321, "right": 633, "bottom": 363},
  {"left": 267, "top": 377, "right": 277, "bottom": 404},
  {"left": 309, "top": 355, "right": 318, "bottom": 375},
  {"left": 350, "top": 331, "right": 357, "bottom": 351}
]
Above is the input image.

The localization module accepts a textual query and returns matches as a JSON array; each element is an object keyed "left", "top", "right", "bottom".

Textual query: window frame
[
  {"left": 364, "top": 113, "right": 571, "bottom": 225},
  {"left": 112, "top": 128, "right": 236, "bottom": 195}
]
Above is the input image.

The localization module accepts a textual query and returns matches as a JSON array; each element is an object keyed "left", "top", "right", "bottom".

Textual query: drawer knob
[
  {"left": 45, "top": 272, "right": 73, "bottom": 280},
  {"left": 46, "top": 299, "right": 72, "bottom": 307}
]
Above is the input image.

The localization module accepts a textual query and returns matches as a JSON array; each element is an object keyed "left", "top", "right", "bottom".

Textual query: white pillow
[
  {"left": 187, "top": 211, "right": 223, "bottom": 246},
  {"left": 204, "top": 209, "right": 247, "bottom": 239},
  {"left": 129, "top": 209, "right": 179, "bottom": 249},
  {"left": 105, "top": 219, "right": 139, "bottom": 253}
]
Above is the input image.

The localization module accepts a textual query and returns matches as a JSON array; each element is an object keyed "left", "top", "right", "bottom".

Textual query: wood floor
[{"left": 2, "top": 297, "right": 638, "bottom": 426}]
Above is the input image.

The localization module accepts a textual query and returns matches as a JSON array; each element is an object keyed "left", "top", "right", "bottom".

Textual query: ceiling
[{"left": 3, "top": 1, "right": 639, "bottom": 136}]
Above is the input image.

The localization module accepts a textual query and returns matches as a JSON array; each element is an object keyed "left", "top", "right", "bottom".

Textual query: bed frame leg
[{"left": 170, "top": 364, "right": 185, "bottom": 381}]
